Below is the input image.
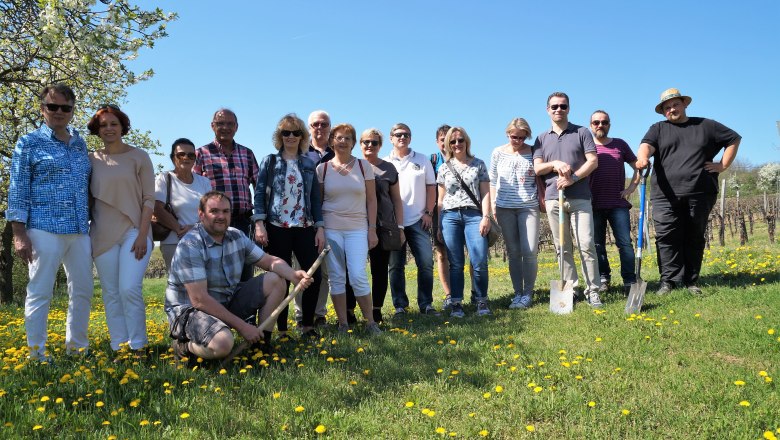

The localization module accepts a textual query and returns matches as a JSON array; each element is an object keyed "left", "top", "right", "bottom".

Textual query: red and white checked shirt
[{"left": 193, "top": 140, "right": 260, "bottom": 215}]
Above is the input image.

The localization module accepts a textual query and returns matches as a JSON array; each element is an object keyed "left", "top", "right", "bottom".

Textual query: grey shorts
[{"left": 170, "top": 274, "right": 267, "bottom": 347}]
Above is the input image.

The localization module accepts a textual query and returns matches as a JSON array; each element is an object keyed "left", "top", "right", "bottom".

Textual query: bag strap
[
  {"left": 445, "top": 160, "right": 482, "bottom": 210},
  {"left": 165, "top": 172, "right": 178, "bottom": 219},
  {"left": 357, "top": 158, "right": 365, "bottom": 178}
]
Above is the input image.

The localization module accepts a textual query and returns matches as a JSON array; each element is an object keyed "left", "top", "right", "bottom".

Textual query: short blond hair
[{"left": 443, "top": 127, "right": 473, "bottom": 160}]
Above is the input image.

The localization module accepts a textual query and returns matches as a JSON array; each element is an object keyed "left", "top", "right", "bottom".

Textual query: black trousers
[
  {"left": 651, "top": 193, "right": 716, "bottom": 286},
  {"left": 346, "top": 246, "right": 390, "bottom": 313},
  {"left": 263, "top": 223, "right": 322, "bottom": 329}
]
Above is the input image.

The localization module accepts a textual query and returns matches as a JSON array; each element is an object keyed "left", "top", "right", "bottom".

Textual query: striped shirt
[
  {"left": 165, "top": 223, "right": 265, "bottom": 316},
  {"left": 193, "top": 140, "right": 259, "bottom": 215},
  {"left": 589, "top": 138, "right": 637, "bottom": 209},
  {"left": 6, "top": 124, "right": 91, "bottom": 234},
  {"left": 489, "top": 148, "right": 538, "bottom": 209}
]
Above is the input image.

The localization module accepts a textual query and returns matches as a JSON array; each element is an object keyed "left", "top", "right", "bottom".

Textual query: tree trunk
[{"left": 0, "top": 221, "right": 14, "bottom": 304}]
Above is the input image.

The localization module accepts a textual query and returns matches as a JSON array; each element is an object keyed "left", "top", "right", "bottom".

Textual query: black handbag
[
  {"left": 378, "top": 223, "right": 404, "bottom": 251},
  {"left": 151, "top": 172, "right": 178, "bottom": 241},
  {"left": 444, "top": 160, "right": 503, "bottom": 247}
]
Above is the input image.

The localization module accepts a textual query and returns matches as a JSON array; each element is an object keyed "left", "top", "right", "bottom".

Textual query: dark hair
[
  {"left": 40, "top": 84, "right": 76, "bottom": 104},
  {"left": 436, "top": 124, "right": 451, "bottom": 138},
  {"left": 212, "top": 108, "right": 238, "bottom": 125},
  {"left": 199, "top": 190, "right": 232, "bottom": 212},
  {"left": 547, "top": 91, "right": 570, "bottom": 106},
  {"left": 87, "top": 106, "right": 131, "bottom": 136},
  {"left": 591, "top": 109, "right": 610, "bottom": 120},
  {"left": 170, "top": 137, "right": 196, "bottom": 161}
]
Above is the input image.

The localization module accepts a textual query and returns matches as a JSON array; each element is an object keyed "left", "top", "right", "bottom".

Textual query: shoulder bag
[{"left": 151, "top": 172, "right": 178, "bottom": 241}]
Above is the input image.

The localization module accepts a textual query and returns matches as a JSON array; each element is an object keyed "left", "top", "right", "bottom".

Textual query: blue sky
[{"left": 122, "top": 0, "right": 779, "bottom": 173}]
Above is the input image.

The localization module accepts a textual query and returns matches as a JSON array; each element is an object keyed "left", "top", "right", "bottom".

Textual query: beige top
[
  {"left": 317, "top": 159, "right": 374, "bottom": 230},
  {"left": 89, "top": 147, "right": 155, "bottom": 257}
]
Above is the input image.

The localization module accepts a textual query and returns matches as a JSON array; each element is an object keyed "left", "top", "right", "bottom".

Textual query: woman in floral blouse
[{"left": 253, "top": 113, "right": 324, "bottom": 339}]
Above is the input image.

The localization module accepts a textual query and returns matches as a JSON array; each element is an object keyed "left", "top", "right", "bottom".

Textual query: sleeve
[
  {"left": 316, "top": 163, "right": 325, "bottom": 183},
  {"left": 361, "top": 159, "right": 374, "bottom": 180},
  {"left": 423, "top": 157, "right": 436, "bottom": 185},
  {"left": 154, "top": 171, "right": 168, "bottom": 203},
  {"left": 489, "top": 149, "right": 499, "bottom": 187},
  {"left": 308, "top": 161, "right": 324, "bottom": 227},
  {"left": 6, "top": 137, "right": 32, "bottom": 223},
  {"left": 641, "top": 122, "right": 661, "bottom": 148},
  {"left": 193, "top": 147, "right": 204, "bottom": 175},
  {"left": 580, "top": 128, "right": 597, "bottom": 154},
  {"left": 436, "top": 165, "right": 446, "bottom": 185},
  {"left": 242, "top": 233, "right": 266, "bottom": 265},
  {"left": 252, "top": 154, "right": 270, "bottom": 222},
  {"left": 247, "top": 148, "right": 260, "bottom": 187},
  {"left": 477, "top": 158, "right": 490, "bottom": 182},
  {"left": 621, "top": 140, "right": 638, "bottom": 163},
  {"left": 709, "top": 119, "right": 741, "bottom": 146},
  {"left": 532, "top": 136, "right": 544, "bottom": 160},
  {"left": 139, "top": 151, "right": 157, "bottom": 210}
]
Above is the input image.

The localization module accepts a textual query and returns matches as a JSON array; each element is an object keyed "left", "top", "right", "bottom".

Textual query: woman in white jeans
[
  {"left": 317, "top": 123, "right": 381, "bottom": 334},
  {"left": 489, "top": 118, "right": 540, "bottom": 309},
  {"left": 88, "top": 105, "right": 155, "bottom": 357}
]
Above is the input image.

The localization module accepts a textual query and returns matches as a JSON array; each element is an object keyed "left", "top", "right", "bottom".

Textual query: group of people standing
[{"left": 8, "top": 84, "right": 739, "bottom": 364}]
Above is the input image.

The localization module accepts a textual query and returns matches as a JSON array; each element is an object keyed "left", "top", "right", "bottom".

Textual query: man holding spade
[
  {"left": 164, "top": 191, "right": 312, "bottom": 361},
  {"left": 533, "top": 92, "right": 602, "bottom": 308}
]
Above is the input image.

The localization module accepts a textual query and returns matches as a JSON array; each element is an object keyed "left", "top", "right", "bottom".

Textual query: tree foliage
[
  {"left": 0, "top": 0, "right": 176, "bottom": 302},
  {"left": 757, "top": 163, "right": 780, "bottom": 192}
]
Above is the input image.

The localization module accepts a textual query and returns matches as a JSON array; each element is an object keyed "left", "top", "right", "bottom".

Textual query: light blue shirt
[{"left": 6, "top": 124, "right": 91, "bottom": 234}]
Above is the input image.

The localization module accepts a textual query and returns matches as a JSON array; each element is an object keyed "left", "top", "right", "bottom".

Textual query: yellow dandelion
[
  {"left": 95, "top": 401, "right": 104, "bottom": 407},
  {"left": 495, "top": 385, "right": 504, "bottom": 393},
  {"left": 405, "top": 401, "right": 415, "bottom": 408},
  {"left": 451, "top": 370, "right": 459, "bottom": 375},
  {"left": 40, "top": 396, "right": 50, "bottom": 402},
  {"left": 755, "top": 315, "right": 763, "bottom": 319},
  {"left": 273, "top": 392, "right": 281, "bottom": 399},
  {"left": 575, "top": 375, "right": 583, "bottom": 380},
  {"left": 769, "top": 329, "right": 776, "bottom": 335},
  {"left": 595, "top": 337, "right": 602, "bottom": 342},
  {"left": 219, "top": 369, "right": 227, "bottom": 375},
  {"left": 765, "top": 377, "right": 773, "bottom": 383},
  {"left": 588, "top": 401, "right": 596, "bottom": 408},
  {"left": 33, "top": 425, "right": 43, "bottom": 431},
  {"left": 356, "top": 347, "right": 364, "bottom": 353},
  {"left": 180, "top": 412, "right": 190, "bottom": 418},
  {"left": 526, "top": 425, "right": 535, "bottom": 432},
  {"left": 55, "top": 398, "right": 63, "bottom": 404},
  {"left": 140, "top": 420, "right": 150, "bottom": 426},
  {"left": 621, "top": 409, "right": 631, "bottom": 416},
  {"left": 102, "top": 421, "right": 110, "bottom": 425},
  {"left": 763, "top": 431, "right": 777, "bottom": 440},
  {"left": 479, "top": 429, "right": 489, "bottom": 437},
  {"left": 363, "top": 369, "right": 371, "bottom": 375},
  {"left": 129, "top": 399, "right": 140, "bottom": 408},
  {"left": 295, "top": 406, "right": 305, "bottom": 413},
  {"left": 314, "top": 424, "right": 327, "bottom": 434},
  {"left": 36, "top": 407, "right": 45, "bottom": 412},
  {"left": 422, "top": 408, "right": 431, "bottom": 415},
  {"left": 734, "top": 380, "right": 745, "bottom": 386},
  {"left": 533, "top": 386, "right": 543, "bottom": 393},
  {"left": 739, "top": 400, "right": 750, "bottom": 407},
  {"left": 759, "top": 371, "right": 768, "bottom": 377},
  {"left": 483, "top": 392, "right": 491, "bottom": 399},
  {"left": 469, "top": 412, "right": 476, "bottom": 417},
  {"left": 427, "top": 410, "right": 436, "bottom": 417},
  {"left": 436, "top": 427, "right": 446, "bottom": 434}
]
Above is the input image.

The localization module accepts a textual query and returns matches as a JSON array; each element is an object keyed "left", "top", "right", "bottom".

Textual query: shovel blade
[
  {"left": 625, "top": 279, "right": 648, "bottom": 314},
  {"left": 550, "top": 280, "right": 575, "bottom": 314}
]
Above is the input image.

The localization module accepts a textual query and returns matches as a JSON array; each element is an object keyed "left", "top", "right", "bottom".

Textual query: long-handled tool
[
  {"left": 625, "top": 165, "right": 652, "bottom": 314},
  {"left": 550, "top": 189, "right": 575, "bottom": 314},
  {"left": 220, "top": 246, "right": 331, "bottom": 367}
]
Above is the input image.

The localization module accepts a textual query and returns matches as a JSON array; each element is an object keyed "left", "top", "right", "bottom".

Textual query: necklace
[{"left": 332, "top": 157, "right": 355, "bottom": 175}]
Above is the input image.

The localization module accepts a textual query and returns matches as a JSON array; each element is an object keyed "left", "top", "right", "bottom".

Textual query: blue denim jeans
[
  {"left": 593, "top": 207, "right": 636, "bottom": 284},
  {"left": 441, "top": 209, "right": 489, "bottom": 302},
  {"left": 389, "top": 219, "right": 434, "bottom": 310}
]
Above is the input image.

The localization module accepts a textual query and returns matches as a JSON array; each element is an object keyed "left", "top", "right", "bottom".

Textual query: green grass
[{"left": 1, "top": 232, "right": 779, "bottom": 439}]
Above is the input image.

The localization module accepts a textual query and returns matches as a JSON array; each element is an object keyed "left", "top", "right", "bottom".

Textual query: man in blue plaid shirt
[
  {"left": 6, "top": 84, "right": 93, "bottom": 362},
  {"left": 165, "top": 191, "right": 312, "bottom": 361}
]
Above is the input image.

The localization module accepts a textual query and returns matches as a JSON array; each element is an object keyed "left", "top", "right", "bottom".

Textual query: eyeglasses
[
  {"left": 100, "top": 104, "right": 120, "bottom": 111},
  {"left": 214, "top": 121, "right": 236, "bottom": 128},
  {"left": 361, "top": 140, "right": 380, "bottom": 147},
  {"left": 44, "top": 103, "right": 74, "bottom": 113},
  {"left": 175, "top": 152, "right": 197, "bottom": 160},
  {"left": 334, "top": 135, "right": 353, "bottom": 142},
  {"left": 449, "top": 138, "right": 466, "bottom": 145},
  {"left": 311, "top": 122, "right": 329, "bottom": 128},
  {"left": 281, "top": 130, "right": 303, "bottom": 137},
  {"left": 392, "top": 132, "right": 410, "bottom": 139},
  {"left": 549, "top": 104, "right": 569, "bottom": 111},
  {"left": 591, "top": 120, "right": 610, "bottom": 126}
]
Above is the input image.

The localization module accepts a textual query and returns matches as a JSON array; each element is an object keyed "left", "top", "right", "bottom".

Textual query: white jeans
[
  {"left": 94, "top": 228, "right": 151, "bottom": 350},
  {"left": 25, "top": 229, "right": 94, "bottom": 358},
  {"left": 325, "top": 229, "right": 370, "bottom": 296}
]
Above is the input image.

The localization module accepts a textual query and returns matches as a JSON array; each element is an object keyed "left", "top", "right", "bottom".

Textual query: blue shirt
[
  {"left": 164, "top": 223, "right": 265, "bottom": 317},
  {"left": 6, "top": 124, "right": 91, "bottom": 234}
]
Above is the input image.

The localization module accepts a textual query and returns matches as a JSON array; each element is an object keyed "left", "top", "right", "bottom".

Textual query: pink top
[
  {"left": 89, "top": 147, "right": 155, "bottom": 257},
  {"left": 317, "top": 159, "right": 374, "bottom": 231}
]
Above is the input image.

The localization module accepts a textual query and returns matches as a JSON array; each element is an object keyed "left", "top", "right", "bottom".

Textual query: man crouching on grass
[{"left": 164, "top": 191, "right": 312, "bottom": 361}]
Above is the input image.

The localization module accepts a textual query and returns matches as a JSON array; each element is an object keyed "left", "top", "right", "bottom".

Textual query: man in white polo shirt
[{"left": 384, "top": 123, "right": 440, "bottom": 317}]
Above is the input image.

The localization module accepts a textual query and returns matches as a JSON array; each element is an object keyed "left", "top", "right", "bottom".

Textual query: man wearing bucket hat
[{"left": 636, "top": 88, "right": 741, "bottom": 295}]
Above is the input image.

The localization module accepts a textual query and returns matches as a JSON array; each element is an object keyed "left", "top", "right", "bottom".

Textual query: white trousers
[
  {"left": 94, "top": 228, "right": 151, "bottom": 350},
  {"left": 25, "top": 229, "right": 94, "bottom": 358},
  {"left": 325, "top": 229, "right": 370, "bottom": 296}
]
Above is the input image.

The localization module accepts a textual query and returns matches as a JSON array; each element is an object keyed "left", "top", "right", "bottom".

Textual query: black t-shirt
[{"left": 641, "top": 117, "right": 740, "bottom": 200}]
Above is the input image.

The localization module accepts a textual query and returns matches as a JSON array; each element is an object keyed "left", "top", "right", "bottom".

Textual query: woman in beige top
[{"left": 88, "top": 105, "right": 155, "bottom": 357}]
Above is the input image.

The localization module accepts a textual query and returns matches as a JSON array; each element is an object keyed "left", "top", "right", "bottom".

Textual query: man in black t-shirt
[{"left": 636, "top": 88, "right": 741, "bottom": 295}]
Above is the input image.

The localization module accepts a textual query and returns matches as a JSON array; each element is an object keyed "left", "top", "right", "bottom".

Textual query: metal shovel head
[
  {"left": 550, "top": 280, "right": 575, "bottom": 314},
  {"left": 625, "top": 278, "right": 648, "bottom": 314}
]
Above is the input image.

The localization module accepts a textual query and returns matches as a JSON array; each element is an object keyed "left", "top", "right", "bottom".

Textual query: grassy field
[{"left": 1, "top": 232, "right": 779, "bottom": 439}]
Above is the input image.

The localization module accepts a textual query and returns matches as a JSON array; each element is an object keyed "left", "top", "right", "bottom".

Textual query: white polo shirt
[{"left": 384, "top": 148, "right": 435, "bottom": 227}]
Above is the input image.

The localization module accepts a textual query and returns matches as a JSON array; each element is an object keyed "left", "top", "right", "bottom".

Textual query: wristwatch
[
  {"left": 423, "top": 210, "right": 432, "bottom": 216},
  {"left": 571, "top": 173, "right": 580, "bottom": 183}
]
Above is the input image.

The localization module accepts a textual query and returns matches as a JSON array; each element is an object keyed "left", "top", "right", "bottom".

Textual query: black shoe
[
  {"left": 686, "top": 285, "right": 704, "bottom": 295},
  {"left": 656, "top": 281, "right": 674, "bottom": 295},
  {"left": 301, "top": 329, "right": 321, "bottom": 340},
  {"left": 313, "top": 316, "right": 327, "bottom": 327},
  {"left": 372, "top": 309, "right": 383, "bottom": 324},
  {"left": 346, "top": 310, "right": 357, "bottom": 325}
]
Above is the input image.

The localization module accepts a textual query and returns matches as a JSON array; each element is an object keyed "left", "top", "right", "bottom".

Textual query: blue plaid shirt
[
  {"left": 6, "top": 124, "right": 91, "bottom": 234},
  {"left": 164, "top": 223, "right": 265, "bottom": 317}
]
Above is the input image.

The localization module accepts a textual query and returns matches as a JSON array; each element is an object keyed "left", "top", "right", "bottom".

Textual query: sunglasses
[
  {"left": 175, "top": 152, "right": 197, "bottom": 160},
  {"left": 100, "top": 103, "right": 121, "bottom": 111},
  {"left": 311, "top": 122, "right": 329, "bottom": 128},
  {"left": 449, "top": 138, "right": 466, "bottom": 145},
  {"left": 44, "top": 103, "right": 74, "bottom": 113},
  {"left": 591, "top": 120, "right": 610, "bottom": 126},
  {"left": 361, "top": 140, "right": 380, "bottom": 147},
  {"left": 281, "top": 130, "right": 303, "bottom": 137},
  {"left": 549, "top": 104, "right": 569, "bottom": 110},
  {"left": 509, "top": 135, "right": 524, "bottom": 141},
  {"left": 392, "top": 132, "right": 410, "bottom": 139}
]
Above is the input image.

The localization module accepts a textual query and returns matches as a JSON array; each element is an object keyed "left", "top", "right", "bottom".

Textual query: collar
[
  {"left": 40, "top": 123, "right": 76, "bottom": 140},
  {"left": 390, "top": 148, "right": 416, "bottom": 161},
  {"left": 213, "top": 139, "right": 237, "bottom": 151},
  {"left": 547, "top": 122, "right": 575, "bottom": 135}
]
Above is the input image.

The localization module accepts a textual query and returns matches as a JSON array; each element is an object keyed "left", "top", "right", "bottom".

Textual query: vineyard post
[{"left": 719, "top": 178, "right": 726, "bottom": 246}]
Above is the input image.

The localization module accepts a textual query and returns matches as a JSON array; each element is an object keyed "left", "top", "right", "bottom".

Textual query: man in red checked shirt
[{"left": 194, "top": 108, "right": 260, "bottom": 281}]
